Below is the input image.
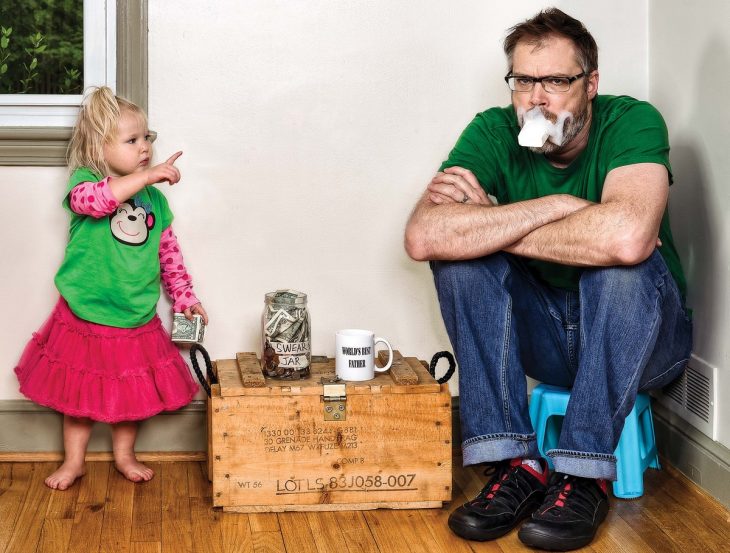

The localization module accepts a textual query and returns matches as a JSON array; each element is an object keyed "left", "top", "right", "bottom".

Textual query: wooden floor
[{"left": 1, "top": 458, "right": 728, "bottom": 553}]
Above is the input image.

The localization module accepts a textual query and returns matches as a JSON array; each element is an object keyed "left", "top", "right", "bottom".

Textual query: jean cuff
[
  {"left": 462, "top": 433, "right": 539, "bottom": 466},
  {"left": 548, "top": 448, "right": 617, "bottom": 480}
]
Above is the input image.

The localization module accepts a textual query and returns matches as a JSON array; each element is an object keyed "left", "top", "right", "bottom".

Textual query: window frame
[{"left": 0, "top": 0, "right": 148, "bottom": 166}]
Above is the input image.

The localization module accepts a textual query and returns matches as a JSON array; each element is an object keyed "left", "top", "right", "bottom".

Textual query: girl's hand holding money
[{"left": 185, "top": 302, "right": 209, "bottom": 325}]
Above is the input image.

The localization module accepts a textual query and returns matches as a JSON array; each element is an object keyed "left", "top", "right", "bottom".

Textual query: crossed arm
[{"left": 404, "top": 163, "right": 669, "bottom": 266}]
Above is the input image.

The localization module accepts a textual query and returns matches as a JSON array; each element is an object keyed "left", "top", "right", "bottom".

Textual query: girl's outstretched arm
[{"left": 108, "top": 151, "right": 183, "bottom": 203}]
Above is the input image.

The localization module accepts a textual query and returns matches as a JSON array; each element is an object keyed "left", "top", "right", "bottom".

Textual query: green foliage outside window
[{"left": 0, "top": 0, "right": 83, "bottom": 94}]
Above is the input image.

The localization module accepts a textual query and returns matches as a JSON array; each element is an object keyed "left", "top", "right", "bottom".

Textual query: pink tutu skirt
[{"left": 14, "top": 297, "right": 199, "bottom": 423}]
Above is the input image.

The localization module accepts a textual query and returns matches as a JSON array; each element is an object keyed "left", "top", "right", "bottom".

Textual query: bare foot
[
  {"left": 114, "top": 454, "right": 154, "bottom": 482},
  {"left": 45, "top": 461, "right": 85, "bottom": 490}
]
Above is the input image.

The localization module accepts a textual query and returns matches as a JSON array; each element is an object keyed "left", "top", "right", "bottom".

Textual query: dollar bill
[
  {"left": 271, "top": 289, "right": 304, "bottom": 305},
  {"left": 265, "top": 308, "right": 296, "bottom": 332},
  {"left": 171, "top": 313, "right": 205, "bottom": 343},
  {"left": 276, "top": 317, "right": 304, "bottom": 343}
]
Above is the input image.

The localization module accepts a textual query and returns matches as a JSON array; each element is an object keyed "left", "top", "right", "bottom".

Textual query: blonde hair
[{"left": 67, "top": 86, "right": 148, "bottom": 176}]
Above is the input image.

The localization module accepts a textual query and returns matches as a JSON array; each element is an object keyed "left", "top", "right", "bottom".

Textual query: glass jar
[{"left": 261, "top": 289, "right": 311, "bottom": 379}]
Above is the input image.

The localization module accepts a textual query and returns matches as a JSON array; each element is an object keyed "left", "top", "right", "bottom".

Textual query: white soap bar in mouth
[{"left": 518, "top": 119, "right": 550, "bottom": 147}]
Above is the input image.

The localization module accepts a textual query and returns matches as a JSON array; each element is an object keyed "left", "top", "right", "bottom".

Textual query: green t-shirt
[
  {"left": 54, "top": 167, "right": 174, "bottom": 327},
  {"left": 439, "top": 94, "right": 686, "bottom": 298}
]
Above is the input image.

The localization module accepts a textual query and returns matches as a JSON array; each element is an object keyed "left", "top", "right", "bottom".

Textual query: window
[
  {"left": 0, "top": 0, "right": 147, "bottom": 166},
  {"left": 0, "top": 2, "right": 85, "bottom": 96}
]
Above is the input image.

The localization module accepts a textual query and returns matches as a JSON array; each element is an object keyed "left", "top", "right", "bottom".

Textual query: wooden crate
[{"left": 207, "top": 350, "right": 452, "bottom": 512}]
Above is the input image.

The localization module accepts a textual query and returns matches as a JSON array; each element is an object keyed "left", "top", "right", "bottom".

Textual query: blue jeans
[{"left": 431, "top": 251, "right": 692, "bottom": 480}]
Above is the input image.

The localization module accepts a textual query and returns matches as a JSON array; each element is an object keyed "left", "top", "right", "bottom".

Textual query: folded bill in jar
[{"left": 171, "top": 313, "right": 206, "bottom": 344}]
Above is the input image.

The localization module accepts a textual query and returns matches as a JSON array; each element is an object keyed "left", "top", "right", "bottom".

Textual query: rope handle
[
  {"left": 429, "top": 351, "right": 456, "bottom": 384},
  {"left": 190, "top": 344, "right": 217, "bottom": 397}
]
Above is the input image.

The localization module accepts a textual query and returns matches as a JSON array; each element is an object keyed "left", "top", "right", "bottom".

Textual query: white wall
[
  {"left": 649, "top": 0, "right": 730, "bottom": 448},
  {"left": 0, "top": 1, "right": 649, "bottom": 401}
]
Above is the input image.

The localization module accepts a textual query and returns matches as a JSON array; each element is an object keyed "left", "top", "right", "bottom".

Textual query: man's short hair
[{"left": 503, "top": 8, "right": 598, "bottom": 74}]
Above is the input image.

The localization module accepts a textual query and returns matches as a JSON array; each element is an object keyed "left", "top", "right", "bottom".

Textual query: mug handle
[{"left": 374, "top": 337, "right": 393, "bottom": 372}]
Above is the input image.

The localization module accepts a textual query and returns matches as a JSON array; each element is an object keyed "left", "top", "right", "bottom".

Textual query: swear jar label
[{"left": 271, "top": 341, "right": 310, "bottom": 367}]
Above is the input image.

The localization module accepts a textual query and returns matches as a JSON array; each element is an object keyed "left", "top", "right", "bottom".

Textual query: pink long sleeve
[
  {"left": 159, "top": 226, "right": 201, "bottom": 312},
  {"left": 69, "top": 177, "right": 119, "bottom": 217}
]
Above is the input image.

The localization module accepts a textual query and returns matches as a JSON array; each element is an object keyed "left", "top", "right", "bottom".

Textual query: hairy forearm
[
  {"left": 405, "top": 193, "right": 586, "bottom": 261},
  {"left": 505, "top": 164, "right": 669, "bottom": 266},
  {"left": 504, "top": 200, "right": 656, "bottom": 266}
]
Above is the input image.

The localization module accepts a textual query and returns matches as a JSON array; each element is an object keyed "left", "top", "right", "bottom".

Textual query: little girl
[{"left": 14, "top": 86, "right": 208, "bottom": 490}]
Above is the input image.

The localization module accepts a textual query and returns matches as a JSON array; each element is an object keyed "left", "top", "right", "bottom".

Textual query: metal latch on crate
[{"left": 321, "top": 378, "right": 347, "bottom": 421}]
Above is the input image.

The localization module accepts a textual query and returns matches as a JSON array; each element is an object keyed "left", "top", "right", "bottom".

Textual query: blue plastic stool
[{"left": 529, "top": 383, "right": 660, "bottom": 498}]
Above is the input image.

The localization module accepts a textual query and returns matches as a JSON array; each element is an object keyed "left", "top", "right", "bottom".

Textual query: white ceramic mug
[{"left": 335, "top": 329, "right": 393, "bottom": 381}]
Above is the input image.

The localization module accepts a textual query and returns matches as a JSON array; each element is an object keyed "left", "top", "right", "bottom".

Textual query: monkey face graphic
[{"left": 109, "top": 199, "right": 155, "bottom": 246}]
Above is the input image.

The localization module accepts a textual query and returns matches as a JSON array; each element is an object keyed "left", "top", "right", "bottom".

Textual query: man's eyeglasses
[{"left": 504, "top": 72, "right": 586, "bottom": 94}]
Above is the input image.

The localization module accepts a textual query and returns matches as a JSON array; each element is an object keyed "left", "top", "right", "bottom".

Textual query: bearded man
[{"left": 404, "top": 8, "right": 691, "bottom": 551}]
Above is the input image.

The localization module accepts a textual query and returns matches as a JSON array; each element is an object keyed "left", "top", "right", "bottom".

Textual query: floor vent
[{"left": 655, "top": 355, "right": 716, "bottom": 440}]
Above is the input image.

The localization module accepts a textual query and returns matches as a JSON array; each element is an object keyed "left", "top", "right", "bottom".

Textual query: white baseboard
[
  {"left": 652, "top": 401, "right": 730, "bottom": 508},
  {"left": 0, "top": 399, "right": 206, "bottom": 453}
]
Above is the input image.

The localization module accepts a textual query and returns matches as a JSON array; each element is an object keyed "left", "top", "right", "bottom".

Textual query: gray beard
[{"left": 528, "top": 108, "right": 588, "bottom": 155}]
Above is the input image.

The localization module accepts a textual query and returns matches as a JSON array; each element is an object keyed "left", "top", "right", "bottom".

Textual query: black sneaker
[
  {"left": 518, "top": 472, "right": 609, "bottom": 551},
  {"left": 448, "top": 458, "right": 548, "bottom": 541}
]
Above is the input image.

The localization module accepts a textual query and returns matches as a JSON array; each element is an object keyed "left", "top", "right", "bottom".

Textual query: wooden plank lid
[
  {"left": 379, "top": 350, "right": 418, "bottom": 385},
  {"left": 236, "top": 352, "right": 266, "bottom": 387},
  {"left": 214, "top": 351, "right": 440, "bottom": 397}
]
